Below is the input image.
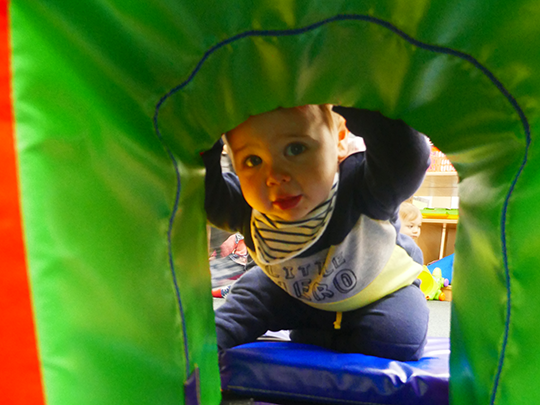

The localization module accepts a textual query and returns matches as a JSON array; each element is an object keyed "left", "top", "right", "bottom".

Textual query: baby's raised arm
[
  {"left": 201, "top": 139, "right": 251, "bottom": 234},
  {"left": 333, "top": 106, "right": 430, "bottom": 219}
]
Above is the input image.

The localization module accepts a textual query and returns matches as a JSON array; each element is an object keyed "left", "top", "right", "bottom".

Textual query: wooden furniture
[
  {"left": 417, "top": 219, "right": 457, "bottom": 265},
  {"left": 416, "top": 172, "right": 459, "bottom": 197},
  {"left": 415, "top": 172, "right": 459, "bottom": 265}
]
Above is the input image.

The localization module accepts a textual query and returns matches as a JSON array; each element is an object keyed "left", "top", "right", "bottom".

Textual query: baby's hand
[
  {"left": 332, "top": 106, "right": 401, "bottom": 137},
  {"left": 338, "top": 134, "right": 366, "bottom": 163}
]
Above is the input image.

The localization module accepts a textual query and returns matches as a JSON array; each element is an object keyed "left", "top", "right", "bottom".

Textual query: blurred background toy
[
  {"left": 418, "top": 267, "right": 449, "bottom": 301},
  {"left": 427, "top": 253, "right": 454, "bottom": 284}
]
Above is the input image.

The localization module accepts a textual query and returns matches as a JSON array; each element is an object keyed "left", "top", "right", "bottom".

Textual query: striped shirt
[{"left": 251, "top": 175, "right": 338, "bottom": 265}]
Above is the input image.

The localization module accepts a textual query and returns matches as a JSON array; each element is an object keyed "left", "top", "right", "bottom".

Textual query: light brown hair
[{"left": 399, "top": 202, "right": 422, "bottom": 223}]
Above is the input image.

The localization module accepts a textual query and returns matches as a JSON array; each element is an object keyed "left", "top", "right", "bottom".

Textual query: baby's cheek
[{"left": 246, "top": 183, "right": 268, "bottom": 209}]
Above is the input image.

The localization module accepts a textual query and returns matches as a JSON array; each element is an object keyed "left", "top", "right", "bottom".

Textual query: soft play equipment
[
  {"left": 221, "top": 338, "right": 450, "bottom": 405},
  {"left": 4, "top": 1, "right": 540, "bottom": 405}
]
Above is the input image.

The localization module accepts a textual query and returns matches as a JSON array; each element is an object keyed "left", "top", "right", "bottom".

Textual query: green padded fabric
[{"left": 10, "top": 1, "right": 540, "bottom": 404}]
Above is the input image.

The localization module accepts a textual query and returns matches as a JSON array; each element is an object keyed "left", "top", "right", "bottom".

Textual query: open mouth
[{"left": 273, "top": 195, "right": 302, "bottom": 210}]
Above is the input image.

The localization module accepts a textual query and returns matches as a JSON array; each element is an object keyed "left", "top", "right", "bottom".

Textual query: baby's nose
[{"left": 266, "top": 165, "right": 291, "bottom": 185}]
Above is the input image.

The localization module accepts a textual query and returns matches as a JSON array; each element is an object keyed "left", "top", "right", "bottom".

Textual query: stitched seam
[
  {"left": 152, "top": 112, "right": 191, "bottom": 376},
  {"left": 153, "top": 14, "right": 531, "bottom": 395},
  {"left": 227, "top": 384, "right": 386, "bottom": 405}
]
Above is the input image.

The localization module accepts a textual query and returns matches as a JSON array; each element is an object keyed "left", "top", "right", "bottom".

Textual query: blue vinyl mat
[{"left": 220, "top": 337, "right": 449, "bottom": 405}]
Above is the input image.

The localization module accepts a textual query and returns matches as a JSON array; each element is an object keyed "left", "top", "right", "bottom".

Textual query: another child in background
[
  {"left": 399, "top": 201, "right": 423, "bottom": 242},
  {"left": 202, "top": 105, "right": 431, "bottom": 361},
  {"left": 399, "top": 201, "right": 424, "bottom": 264}
]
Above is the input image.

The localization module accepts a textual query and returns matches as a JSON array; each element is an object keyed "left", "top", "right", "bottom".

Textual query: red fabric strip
[{"left": 0, "top": 2, "right": 45, "bottom": 403}]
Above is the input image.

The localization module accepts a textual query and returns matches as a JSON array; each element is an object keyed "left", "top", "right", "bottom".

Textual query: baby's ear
[{"left": 335, "top": 114, "right": 349, "bottom": 162}]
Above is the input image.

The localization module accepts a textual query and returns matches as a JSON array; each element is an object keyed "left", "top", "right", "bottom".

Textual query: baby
[
  {"left": 399, "top": 201, "right": 423, "bottom": 241},
  {"left": 202, "top": 105, "right": 430, "bottom": 361}
]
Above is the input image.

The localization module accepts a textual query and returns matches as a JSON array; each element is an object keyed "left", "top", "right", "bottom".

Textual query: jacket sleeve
[
  {"left": 333, "top": 106, "right": 431, "bottom": 220},
  {"left": 201, "top": 138, "right": 251, "bottom": 233}
]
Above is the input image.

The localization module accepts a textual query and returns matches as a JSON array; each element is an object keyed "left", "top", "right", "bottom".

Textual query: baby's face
[
  {"left": 400, "top": 215, "right": 422, "bottom": 240},
  {"left": 227, "top": 106, "right": 347, "bottom": 221}
]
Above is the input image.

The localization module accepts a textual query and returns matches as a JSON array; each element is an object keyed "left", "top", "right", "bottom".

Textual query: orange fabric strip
[{"left": 0, "top": 3, "right": 45, "bottom": 404}]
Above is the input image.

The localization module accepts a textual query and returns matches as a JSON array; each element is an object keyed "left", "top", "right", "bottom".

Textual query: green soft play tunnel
[{"left": 8, "top": 1, "right": 540, "bottom": 404}]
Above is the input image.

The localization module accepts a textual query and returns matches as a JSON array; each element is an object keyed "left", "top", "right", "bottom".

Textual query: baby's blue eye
[
  {"left": 285, "top": 143, "right": 306, "bottom": 156},
  {"left": 244, "top": 155, "right": 262, "bottom": 168}
]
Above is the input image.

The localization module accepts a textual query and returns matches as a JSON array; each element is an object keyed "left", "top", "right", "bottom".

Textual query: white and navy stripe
[{"left": 251, "top": 175, "right": 339, "bottom": 265}]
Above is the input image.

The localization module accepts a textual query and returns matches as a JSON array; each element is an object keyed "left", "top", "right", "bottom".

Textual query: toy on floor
[
  {"left": 427, "top": 253, "right": 455, "bottom": 284},
  {"left": 418, "top": 267, "right": 449, "bottom": 301},
  {"left": 211, "top": 284, "right": 232, "bottom": 299}
]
